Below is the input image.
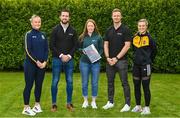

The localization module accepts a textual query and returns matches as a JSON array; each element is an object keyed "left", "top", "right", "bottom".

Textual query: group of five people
[{"left": 22, "top": 8, "right": 156, "bottom": 116}]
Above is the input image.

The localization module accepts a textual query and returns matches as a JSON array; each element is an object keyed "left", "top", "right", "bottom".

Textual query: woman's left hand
[
  {"left": 40, "top": 61, "right": 47, "bottom": 69},
  {"left": 36, "top": 61, "right": 47, "bottom": 69}
]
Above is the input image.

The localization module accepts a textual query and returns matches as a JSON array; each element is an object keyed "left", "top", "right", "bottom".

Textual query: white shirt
[{"left": 60, "top": 22, "right": 69, "bottom": 33}]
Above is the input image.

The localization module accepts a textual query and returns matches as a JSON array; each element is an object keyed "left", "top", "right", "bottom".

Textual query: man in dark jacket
[{"left": 50, "top": 9, "right": 78, "bottom": 112}]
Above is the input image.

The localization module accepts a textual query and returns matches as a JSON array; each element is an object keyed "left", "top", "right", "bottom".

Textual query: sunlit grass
[{"left": 0, "top": 72, "right": 179, "bottom": 117}]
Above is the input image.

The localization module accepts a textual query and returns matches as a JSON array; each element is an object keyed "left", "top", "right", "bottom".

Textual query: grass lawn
[{"left": 0, "top": 72, "right": 179, "bottom": 117}]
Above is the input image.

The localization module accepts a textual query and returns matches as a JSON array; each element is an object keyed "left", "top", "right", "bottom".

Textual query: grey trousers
[{"left": 106, "top": 60, "right": 131, "bottom": 105}]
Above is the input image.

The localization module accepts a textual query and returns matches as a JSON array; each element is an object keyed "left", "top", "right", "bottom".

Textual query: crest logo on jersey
[
  {"left": 41, "top": 35, "right": 45, "bottom": 40},
  {"left": 32, "top": 36, "right": 37, "bottom": 38}
]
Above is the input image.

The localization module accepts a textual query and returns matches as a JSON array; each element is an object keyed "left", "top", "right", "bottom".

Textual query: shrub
[{"left": 0, "top": 0, "right": 179, "bottom": 73}]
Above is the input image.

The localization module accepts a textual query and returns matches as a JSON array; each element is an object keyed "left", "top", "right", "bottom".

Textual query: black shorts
[{"left": 133, "top": 64, "right": 151, "bottom": 77}]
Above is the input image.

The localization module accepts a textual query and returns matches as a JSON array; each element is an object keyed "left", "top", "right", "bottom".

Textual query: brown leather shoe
[
  {"left": 66, "top": 103, "right": 74, "bottom": 112},
  {"left": 51, "top": 104, "right": 57, "bottom": 112}
]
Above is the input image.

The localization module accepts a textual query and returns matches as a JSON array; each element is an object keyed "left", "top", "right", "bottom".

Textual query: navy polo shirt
[
  {"left": 25, "top": 29, "right": 48, "bottom": 63},
  {"left": 104, "top": 24, "right": 131, "bottom": 60}
]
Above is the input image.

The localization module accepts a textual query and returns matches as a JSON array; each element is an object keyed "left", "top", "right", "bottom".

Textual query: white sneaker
[
  {"left": 91, "top": 101, "right": 97, "bottom": 109},
  {"left": 131, "top": 105, "right": 142, "bottom": 112},
  {"left": 22, "top": 106, "right": 36, "bottom": 116},
  {"left": 32, "top": 104, "right": 43, "bottom": 113},
  {"left": 120, "top": 104, "right": 131, "bottom": 112},
  {"left": 141, "top": 107, "right": 151, "bottom": 115},
  {"left": 82, "top": 101, "right": 89, "bottom": 108},
  {"left": 102, "top": 101, "right": 114, "bottom": 110}
]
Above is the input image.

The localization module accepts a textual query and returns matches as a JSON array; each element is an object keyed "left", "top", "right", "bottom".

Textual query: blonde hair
[
  {"left": 79, "top": 19, "right": 100, "bottom": 42},
  {"left": 112, "top": 8, "right": 122, "bottom": 15},
  {"left": 138, "top": 19, "right": 148, "bottom": 27},
  {"left": 136, "top": 18, "right": 149, "bottom": 35},
  {"left": 29, "top": 15, "right": 40, "bottom": 22}
]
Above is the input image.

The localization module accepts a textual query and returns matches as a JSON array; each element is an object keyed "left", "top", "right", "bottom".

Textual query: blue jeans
[
  {"left": 79, "top": 60, "right": 100, "bottom": 97},
  {"left": 51, "top": 57, "right": 74, "bottom": 104}
]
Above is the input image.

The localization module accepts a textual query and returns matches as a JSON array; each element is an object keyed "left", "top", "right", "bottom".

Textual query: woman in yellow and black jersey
[{"left": 131, "top": 19, "right": 157, "bottom": 115}]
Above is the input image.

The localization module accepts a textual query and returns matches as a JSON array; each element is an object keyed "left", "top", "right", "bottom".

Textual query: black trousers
[
  {"left": 106, "top": 60, "right": 131, "bottom": 105},
  {"left": 132, "top": 64, "right": 151, "bottom": 106},
  {"left": 23, "top": 59, "right": 45, "bottom": 105}
]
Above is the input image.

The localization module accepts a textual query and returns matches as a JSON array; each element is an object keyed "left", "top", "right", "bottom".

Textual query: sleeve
[
  {"left": 132, "top": 35, "right": 135, "bottom": 50},
  {"left": 150, "top": 38, "right": 157, "bottom": 63},
  {"left": 69, "top": 30, "right": 78, "bottom": 56},
  {"left": 50, "top": 26, "right": 61, "bottom": 56},
  {"left": 43, "top": 33, "right": 48, "bottom": 61},
  {"left": 124, "top": 26, "right": 132, "bottom": 42},
  {"left": 103, "top": 29, "right": 109, "bottom": 41},
  {"left": 77, "top": 40, "right": 85, "bottom": 56},
  {"left": 98, "top": 36, "right": 103, "bottom": 55},
  {"left": 25, "top": 32, "right": 37, "bottom": 63},
  {"left": 78, "top": 40, "right": 83, "bottom": 51}
]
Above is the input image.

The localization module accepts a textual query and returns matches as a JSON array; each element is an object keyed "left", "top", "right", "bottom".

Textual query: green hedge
[{"left": 0, "top": 0, "right": 180, "bottom": 73}]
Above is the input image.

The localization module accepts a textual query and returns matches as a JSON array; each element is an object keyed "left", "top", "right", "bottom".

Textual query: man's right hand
[
  {"left": 107, "top": 58, "right": 114, "bottom": 66},
  {"left": 61, "top": 55, "right": 70, "bottom": 62},
  {"left": 107, "top": 57, "right": 119, "bottom": 66}
]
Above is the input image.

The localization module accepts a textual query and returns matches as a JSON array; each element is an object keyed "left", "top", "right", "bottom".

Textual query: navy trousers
[{"left": 23, "top": 59, "right": 45, "bottom": 105}]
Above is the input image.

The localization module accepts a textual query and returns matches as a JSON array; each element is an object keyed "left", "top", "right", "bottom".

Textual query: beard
[{"left": 61, "top": 20, "right": 69, "bottom": 24}]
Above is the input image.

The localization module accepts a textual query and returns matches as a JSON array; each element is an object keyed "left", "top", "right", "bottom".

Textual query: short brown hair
[{"left": 58, "top": 9, "right": 70, "bottom": 16}]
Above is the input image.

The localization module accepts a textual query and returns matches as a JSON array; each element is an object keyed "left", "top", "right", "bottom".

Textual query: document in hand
[{"left": 83, "top": 44, "right": 101, "bottom": 63}]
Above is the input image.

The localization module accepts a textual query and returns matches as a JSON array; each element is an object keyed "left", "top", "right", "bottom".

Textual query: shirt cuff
[
  {"left": 59, "top": 53, "right": 63, "bottom": 58},
  {"left": 67, "top": 54, "right": 72, "bottom": 59}
]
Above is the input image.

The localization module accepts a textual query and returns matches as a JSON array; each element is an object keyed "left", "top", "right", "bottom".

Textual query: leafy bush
[{"left": 0, "top": 0, "right": 179, "bottom": 73}]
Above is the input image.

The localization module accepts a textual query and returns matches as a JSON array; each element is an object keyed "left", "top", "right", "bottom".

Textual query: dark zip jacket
[{"left": 50, "top": 24, "right": 78, "bottom": 58}]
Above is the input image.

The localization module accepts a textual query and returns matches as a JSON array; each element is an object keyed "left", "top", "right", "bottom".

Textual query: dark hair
[{"left": 58, "top": 9, "right": 70, "bottom": 16}]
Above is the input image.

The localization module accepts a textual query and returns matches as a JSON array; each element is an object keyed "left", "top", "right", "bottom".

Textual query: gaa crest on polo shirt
[
  {"left": 41, "top": 35, "right": 45, "bottom": 40},
  {"left": 32, "top": 35, "right": 37, "bottom": 38}
]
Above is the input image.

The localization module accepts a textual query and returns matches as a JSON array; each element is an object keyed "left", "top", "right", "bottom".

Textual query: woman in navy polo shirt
[{"left": 22, "top": 15, "right": 48, "bottom": 116}]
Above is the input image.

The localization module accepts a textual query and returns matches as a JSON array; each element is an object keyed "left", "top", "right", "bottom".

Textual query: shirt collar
[
  {"left": 60, "top": 22, "right": 69, "bottom": 31},
  {"left": 32, "top": 28, "right": 40, "bottom": 33},
  {"left": 138, "top": 32, "right": 148, "bottom": 36},
  {"left": 85, "top": 32, "right": 97, "bottom": 37}
]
